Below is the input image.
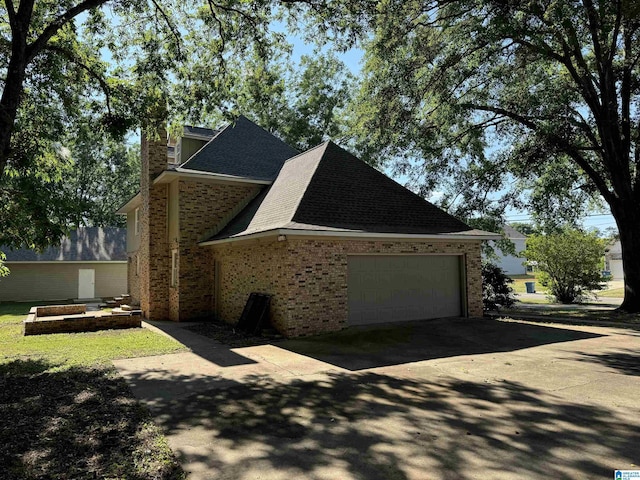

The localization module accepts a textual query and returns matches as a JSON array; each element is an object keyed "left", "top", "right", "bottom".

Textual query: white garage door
[{"left": 348, "top": 255, "right": 463, "bottom": 326}]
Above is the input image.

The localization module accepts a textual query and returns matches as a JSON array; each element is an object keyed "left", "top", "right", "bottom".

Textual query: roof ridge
[
  {"left": 284, "top": 142, "right": 329, "bottom": 224},
  {"left": 180, "top": 119, "right": 231, "bottom": 168},
  {"left": 283, "top": 140, "right": 331, "bottom": 164}
]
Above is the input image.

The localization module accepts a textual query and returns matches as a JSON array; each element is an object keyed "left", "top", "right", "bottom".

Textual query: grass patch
[
  {"left": 0, "top": 359, "right": 185, "bottom": 480},
  {"left": 0, "top": 302, "right": 187, "bottom": 479},
  {"left": 598, "top": 287, "right": 625, "bottom": 298},
  {"left": 0, "top": 302, "right": 185, "bottom": 367},
  {"left": 501, "top": 306, "right": 640, "bottom": 324},
  {"left": 515, "top": 296, "right": 553, "bottom": 305},
  {"left": 509, "top": 274, "right": 548, "bottom": 295}
]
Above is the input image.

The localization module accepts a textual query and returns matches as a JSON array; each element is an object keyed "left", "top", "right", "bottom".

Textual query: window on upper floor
[{"left": 134, "top": 207, "right": 140, "bottom": 235}]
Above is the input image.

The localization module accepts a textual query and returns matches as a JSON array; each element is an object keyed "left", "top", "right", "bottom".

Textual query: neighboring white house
[
  {"left": 0, "top": 227, "right": 127, "bottom": 302},
  {"left": 605, "top": 240, "right": 623, "bottom": 280},
  {"left": 489, "top": 224, "right": 527, "bottom": 275}
]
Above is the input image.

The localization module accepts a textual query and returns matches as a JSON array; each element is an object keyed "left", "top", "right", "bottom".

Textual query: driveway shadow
[
  {"left": 144, "top": 371, "right": 639, "bottom": 480},
  {"left": 278, "top": 317, "right": 602, "bottom": 371},
  {"left": 577, "top": 349, "right": 640, "bottom": 376}
]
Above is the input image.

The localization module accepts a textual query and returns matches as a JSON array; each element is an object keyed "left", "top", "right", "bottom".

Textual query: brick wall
[
  {"left": 212, "top": 239, "right": 290, "bottom": 332},
  {"left": 139, "top": 128, "right": 171, "bottom": 320},
  {"left": 211, "top": 236, "right": 484, "bottom": 337},
  {"left": 282, "top": 238, "right": 483, "bottom": 336},
  {"left": 174, "top": 180, "right": 260, "bottom": 320}
]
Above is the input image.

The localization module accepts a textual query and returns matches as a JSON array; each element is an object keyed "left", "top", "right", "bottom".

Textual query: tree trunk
[
  {"left": 611, "top": 203, "right": 640, "bottom": 313},
  {"left": 0, "top": 7, "right": 30, "bottom": 179},
  {"left": 0, "top": 62, "right": 27, "bottom": 177}
]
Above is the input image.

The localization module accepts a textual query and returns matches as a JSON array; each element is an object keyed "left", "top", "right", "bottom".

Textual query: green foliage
[
  {"left": 172, "top": 42, "right": 355, "bottom": 151},
  {"left": 0, "top": 1, "right": 357, "bottom": 251},
  {"left": 348, "top": 0, "right": 639, "bottom": 230},
  {"left": 61, "top": 115, "right": 140, "bottom": 228},
  {"left": 523, "top": 230, "right": 606, "bottom": 304},
  {"left": 481, "top": 263, "right": 516, "bottom": 311},
  {"left": 0, "top": 252, "right": 8, "bottom": 279}
]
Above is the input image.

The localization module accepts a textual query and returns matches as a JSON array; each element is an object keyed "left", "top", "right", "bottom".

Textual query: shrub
[
  {"left": 523, "top": 229, "right": 605, "bottom": 303},
  {"left": 482, "top": 263, "right": 516, "bottom": 311}
]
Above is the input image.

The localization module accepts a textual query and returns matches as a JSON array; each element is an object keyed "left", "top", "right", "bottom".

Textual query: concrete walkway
[{"left": 114, "top": 317, "right": 640, "bottom": 480}]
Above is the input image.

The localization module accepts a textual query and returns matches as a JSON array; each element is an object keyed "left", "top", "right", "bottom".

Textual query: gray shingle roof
[
  {"left": 210, "top": 141, "right": 480, "bottom": 241},
  {"left": 2, "top": 227, "right": 127, "bottom": 262},
  {"left": 503, "top": 224, "right": 527, "bottom": 239},
  {"left": 180, "top": 115, "right": 299, "bottom": 180}
]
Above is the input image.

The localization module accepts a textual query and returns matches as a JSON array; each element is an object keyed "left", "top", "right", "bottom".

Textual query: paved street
[{"left": 114, "top": 317, "right": 640, "bottom": 480}]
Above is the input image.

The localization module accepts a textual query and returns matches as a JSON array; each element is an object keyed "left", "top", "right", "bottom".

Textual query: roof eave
[
  {"left": 155, "top": 169, "right": 273, "bottom": 185},
  {"left": 116, "top": 193, "right": 141, "bottom": 214},
  {"left": 199, "top": 228, "right": 502, "bottom": 246}
]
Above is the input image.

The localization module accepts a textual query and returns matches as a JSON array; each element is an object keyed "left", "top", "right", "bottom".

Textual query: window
[
  {"left": 171, "top": 250, "right": 178, "bottom": 287},
  {"left": 134, "top": 207, "right": 140, "bottom": 235},
  {"left": 136, "top": 255, "right": 140, "bottom": 276}
]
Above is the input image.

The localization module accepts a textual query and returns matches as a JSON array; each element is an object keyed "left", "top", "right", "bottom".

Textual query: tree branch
[
  {"left": 4, "top": 0, "right": 16, "bottom": 26},
  {"left": 26, "top": 0, "right": 108, "bottom": 64},
  {"left": 463, "top": 103, "right": 614, "bottom": 203},
  {"left": 44, "top": 44, "right": 112, "bottom": 116},
  {"left": 149, "top": 0, "right": 183, "bottom": 60}
]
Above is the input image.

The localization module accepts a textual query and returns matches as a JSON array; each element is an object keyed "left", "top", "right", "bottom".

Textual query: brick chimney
[{"left": 138, "top": 123, "right": 170, "bottom": 320}]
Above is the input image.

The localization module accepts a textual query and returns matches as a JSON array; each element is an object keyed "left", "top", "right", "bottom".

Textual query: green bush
[
  {"left": 482, "top": 263, "right": 516, "bottom": 311},
  {"left": 523, "top": 229, "right": 605, "bottom": 303}
]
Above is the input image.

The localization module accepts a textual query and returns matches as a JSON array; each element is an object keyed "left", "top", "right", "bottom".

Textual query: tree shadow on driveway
[
  {"left": 576, "top": 348, "right": 640, "bottom": 376},
  {"left": 277, "top": 317, "right": 602, "bottom": 371},
  {"left": 138, "top": 370, "right": 639, "bottom": 480}
]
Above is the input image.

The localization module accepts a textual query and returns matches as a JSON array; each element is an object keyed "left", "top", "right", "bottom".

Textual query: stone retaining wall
[{"left": 24, "top": 305, "right": 141, "bottom": 336}]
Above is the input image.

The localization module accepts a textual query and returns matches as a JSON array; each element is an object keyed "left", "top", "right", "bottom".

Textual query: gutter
[
  {"left": 155, "top": 168, "right": 272, "bottom": 185},
  {"left": 199, "top": 228, "right": 502, "bottom": 246}
]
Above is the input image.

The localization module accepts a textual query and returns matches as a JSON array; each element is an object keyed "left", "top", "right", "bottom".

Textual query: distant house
[
  {"left": 0, "top": 227, "right": 127, "bottom": 302},
  {"left": 605, "top": 240, "right": 623, "bottom": 280},
  {"left": 117, "top": 115, "right": 499, "bottom": 337},
  {"left": 489, "top": 225, "right": 527, "bottom": 275}
]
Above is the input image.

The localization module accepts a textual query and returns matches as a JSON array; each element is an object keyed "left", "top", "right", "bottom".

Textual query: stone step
[{"left": 120, "top": 304, "right": 133, "bottom": 311}]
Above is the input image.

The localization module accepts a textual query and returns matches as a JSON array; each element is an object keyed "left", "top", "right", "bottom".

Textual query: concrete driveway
[{"left": 113, "top": 317, "right": 640, "bottom": 480}]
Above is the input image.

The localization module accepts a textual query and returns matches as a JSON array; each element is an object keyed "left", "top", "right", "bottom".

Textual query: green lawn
[
  {"left": 501, "top": 306, "right": 640, "bottom": 324},
  {"left": 509, "top": 274, "right": 546, "bottom": 294},
  {"left": 598, "top": 287, "right": 625, "bottom": 298},
  {"left": 0, "top": 301, "right": 185, "bottom": 368},
  {"left": 0, "top": 301, "right": 187, "bottom": 479}
]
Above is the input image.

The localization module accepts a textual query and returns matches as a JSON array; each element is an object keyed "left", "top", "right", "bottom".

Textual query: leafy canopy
[{"left": 350, "top": 0, "right": 640, "bottom": 229}]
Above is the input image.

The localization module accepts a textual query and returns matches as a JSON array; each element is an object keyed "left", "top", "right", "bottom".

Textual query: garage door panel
[{"left": 348, "top": 255, "right": 462, "bottom": 325}]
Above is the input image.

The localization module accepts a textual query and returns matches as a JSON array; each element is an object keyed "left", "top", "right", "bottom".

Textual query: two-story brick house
[{"left": 118, "top": 115, "right": 498, "bottom": 337}]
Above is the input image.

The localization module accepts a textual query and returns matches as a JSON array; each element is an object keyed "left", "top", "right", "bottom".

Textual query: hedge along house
[
  {"left": 118, "top": 116, "right": 499, "bottom": 337},
  {"left": 0, "top": 227, "right": 127, "bottom": 302}
]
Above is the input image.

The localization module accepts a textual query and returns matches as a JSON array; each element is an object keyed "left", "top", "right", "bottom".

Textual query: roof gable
[
  {"left": 2, "top": 227, "right": 127, "bottom": 262},
  {"left": 210, "top": 141, "right": 477, "bottom": 242},
  {"left": 291, "top": 142, "right": 471, "bottom": 234},
  {"left": 503, "top": 224, "right": 527, "bottom": 239},
  {"left": 180, "top": 115, "right": 299, "bottom": 180}
]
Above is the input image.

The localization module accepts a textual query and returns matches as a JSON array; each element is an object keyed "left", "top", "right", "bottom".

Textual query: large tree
[
  {"left": 172, "top": 45, "right": 355, "bottom": 150},
  {"left": 0, "top": 0, "right": 357, "bottom": 250},
  {"left": 351, "top": 0, "right": 640, "bottom": 312}
]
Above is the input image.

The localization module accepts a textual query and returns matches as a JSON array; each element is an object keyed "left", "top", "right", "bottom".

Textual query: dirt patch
[
  {"left": 184, "top": 319, "right": 284, "bottom": 347},
  {"left": 0, "top": 359, "right": 184, "bottom": 480}
]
